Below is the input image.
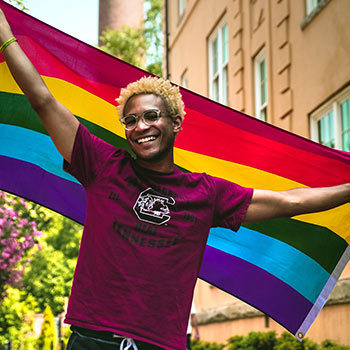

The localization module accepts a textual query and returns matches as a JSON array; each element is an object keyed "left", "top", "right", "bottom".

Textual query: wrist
[
  {"left": 346, "top": 183, "right": 350, "bottom": 201},
  {"left": 0, "top": 37, "right": 17, "bottom": 53},
  {"left": 0, "top": 33, "right": 14, "bottom": 46}
]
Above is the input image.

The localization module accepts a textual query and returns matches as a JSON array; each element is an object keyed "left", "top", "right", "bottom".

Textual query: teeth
[{"left": 137, "top": 136, "right": 156, "bottom": 144}]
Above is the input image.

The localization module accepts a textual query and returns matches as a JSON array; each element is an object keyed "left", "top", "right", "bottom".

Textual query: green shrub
[
  {"left": 0, "top": 287, "right": 38, "bottom": 349},
  {"left": 320, "top": 339, "right": 350, "bottom": 350},
  {"left": 227, "top": 331, "right": 350, "bottom": 350},
  {"left": 191, "top": 338, "right": 225, "bottom": 350},
  {"left": 275, "top": 332, "right": 318, "bottom": 350},
  {"left": 61, "top": 326, "right": 72, "bottom": 347},
  {"left": 227, "top": 331, "right": 277, "bottom": 350},
  {"left": 36, "top": 305, "right": 57, "bottom": 350}
]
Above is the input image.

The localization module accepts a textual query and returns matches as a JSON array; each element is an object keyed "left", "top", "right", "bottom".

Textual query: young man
[{"left": 1, "top": 9, "right": 349, "bottom": 350}]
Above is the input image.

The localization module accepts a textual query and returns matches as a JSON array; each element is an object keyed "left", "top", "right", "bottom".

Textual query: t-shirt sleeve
[
  {"left": 63, "top": 123, "right": 117, "bottom": 188},
  {"left": 211, "top": 176, "right": 253, "bottom": 231}
]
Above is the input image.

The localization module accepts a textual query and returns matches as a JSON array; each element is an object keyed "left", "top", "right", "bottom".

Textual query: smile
[{"left": 136, "top": 136, "right": 157, "bottom": 144}]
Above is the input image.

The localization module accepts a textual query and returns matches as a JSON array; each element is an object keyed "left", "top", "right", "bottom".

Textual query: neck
[{"left": 135, "top": 157, "right": 175, "bottom": 174}]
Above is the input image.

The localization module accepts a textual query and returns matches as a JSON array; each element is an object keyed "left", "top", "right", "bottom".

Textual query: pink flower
[
  {"left": 7, "top": 209, "right": 16, "bottom": 219},
  {"left": 21, "top": 219, "right": 28, "bottom": 226},
  {"left": 19, "top": 199, "right": 28, "bottom": 208},
  {"left": 2, "top": 252, "right": 10, "bottom": 259}
]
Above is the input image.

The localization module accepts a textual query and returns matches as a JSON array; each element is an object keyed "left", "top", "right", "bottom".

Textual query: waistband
[
  {"left": 71, "top": 326, "right": 164, "bottom": 349},
  {"left": 71, "top": 326, "right": 124, "bottom": 341}
]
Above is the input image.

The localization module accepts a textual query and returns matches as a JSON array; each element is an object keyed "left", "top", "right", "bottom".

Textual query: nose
[{"left": 134, "top": 117, "right": 149, "bottom": 131}]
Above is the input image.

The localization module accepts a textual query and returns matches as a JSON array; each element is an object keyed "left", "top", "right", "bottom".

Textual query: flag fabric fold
[{"left": 1, "top": 1, "right": 349, "bottom": 340}]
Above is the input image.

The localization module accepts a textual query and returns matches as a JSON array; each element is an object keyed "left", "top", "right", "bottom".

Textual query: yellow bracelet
[{"left": 0, "top": 37, "right": 17, "bottom": 53}]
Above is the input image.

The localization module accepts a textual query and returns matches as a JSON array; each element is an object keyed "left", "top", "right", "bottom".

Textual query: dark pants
[
  {"left": 67, "top": 327, "right": 164, "bottom": 350},
  {"left": 186, "top": 334, "right": 191, "bottom": 350}
]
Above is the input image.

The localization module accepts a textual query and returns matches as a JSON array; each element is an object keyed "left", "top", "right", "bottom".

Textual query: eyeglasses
[{"left": 120, "top": 109, "right": 162, "bottom": 130}]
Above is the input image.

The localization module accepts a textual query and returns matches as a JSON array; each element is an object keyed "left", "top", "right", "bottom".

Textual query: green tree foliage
[
  {"left": 227, "top": 331, "right": 277, "bottom": 350},
  {"left": 0, "top": 191, "right": 81, "bottom": 315},
  {"left": 191, "top": 339, "right": 225, "bottom": 350},
  {"left": 275, "top": 332, "right": 318, "bottom": 350},
  {"left": 0, "top": 287, "right": 38, "bottom": 348},
  {"left": 226, "top": 332, "right": 350, "bottom": 350},
  {"left": 22, "top": 245, "right": 76, "bottom": 315},
  {"left": 20, "top": 212, "right": 81, "bottom": 315},
  {"left": 45, "top": 215, "right": 82, "bottom": 260},
  {"left": 99, "top": 25, "right": 147, "bottom": 69},
  {"left": 6, "top": 0, "right": 28, "bottom": 11},
  {"left": 0, "top": 192, "right": 42, "bottom": 299},
  {"left": 99, "top": 0, "right": 163, "bottom": 76},
  {"left": 36, "top": 305, "right": 57, "bottom": 350},
  {"left": 320, "top": 339, "right": 350, "bottom": 350},
  {"left": 144, "top": 0, "right": 162, "bottom": 76}
]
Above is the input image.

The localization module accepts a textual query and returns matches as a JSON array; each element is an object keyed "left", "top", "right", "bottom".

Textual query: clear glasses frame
[{"left": 120, "top": 109, "right": 162, "bottom": 130}]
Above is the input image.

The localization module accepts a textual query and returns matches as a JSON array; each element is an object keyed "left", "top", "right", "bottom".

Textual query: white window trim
[
  {"left": 254, "top": 48, "right": 268, "bottom": 122},
  {"left": 306, "top": 0, "right": 320, "bottom": 15},
  {"left": 178, "top": 0, "right": 185, "bottom": 19},
  {"left": 208, "top": 17, "right": 228, "bottom": 105},
  {"left": 181, "top": 71, "right": 188, "bottom": 89},
  {"left": 310, "top": 85, "right": 350, "bottom": 151}
]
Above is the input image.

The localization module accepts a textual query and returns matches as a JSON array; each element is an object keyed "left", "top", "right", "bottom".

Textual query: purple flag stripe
[
  {"left": 0, "top": 155, "right": 86, "bottom": 224},
  {"left": 198, "top": 245, "right": 313, "bottom": 334}
]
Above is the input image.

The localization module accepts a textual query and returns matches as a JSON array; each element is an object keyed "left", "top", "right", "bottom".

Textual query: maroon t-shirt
[{"left": 64, "top": 124, "right": 253, "bottom": 349}]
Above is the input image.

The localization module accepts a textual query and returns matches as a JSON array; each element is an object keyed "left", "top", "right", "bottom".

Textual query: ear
[{"left": 172, "top": 115, "right": 183, "bottom": 134}]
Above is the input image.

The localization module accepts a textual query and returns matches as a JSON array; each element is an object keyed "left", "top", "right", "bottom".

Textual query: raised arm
[
  {"left": 244, "top": 183, "right": 350, "bottom": 223},
  {"left": 0, "top": 8, "right": 79, "bottom": 163}
]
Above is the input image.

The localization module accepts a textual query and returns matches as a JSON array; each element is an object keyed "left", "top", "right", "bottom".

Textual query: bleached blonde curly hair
[{"left": 116, "top": 76, "right": 186, "bottom": 121}]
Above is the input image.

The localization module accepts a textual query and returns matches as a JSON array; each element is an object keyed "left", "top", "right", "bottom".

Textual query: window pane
[
  {"left": 259, "top": 107, "right": 267, "bottom": 122},
  {"left": 212, "top": 37, "right": 218, "bottom": 74},
  {"left": 213, "top": 77, "right": 219, "bottom": 102},
  {"left": 223, "top": 66, "right": 228, "bottom": 104},
  {"left": 318, "top": 112, "right": 335, "bottom": 148},
  {"left": 306, "top": 0, "right": 320, "bottom": 15},
  {"left": 178, "top": 0, "right": 185, "bottom": 18},
  {"left": 222, "top": 24, "right": 228, "bottom": 64},
  {"left": 260, "top": 59, "right": 267, "bottom": 105},
  {"left": 341, "top": 98, "right": 350, "bottom": 151}
]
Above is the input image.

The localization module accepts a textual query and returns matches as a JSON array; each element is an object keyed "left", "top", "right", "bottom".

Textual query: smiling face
[{"left": 123, "top": 94, "right": 182, "bottom": 173}]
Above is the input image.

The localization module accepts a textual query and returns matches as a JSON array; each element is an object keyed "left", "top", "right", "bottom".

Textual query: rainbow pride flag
[{"left": 1, "top": 1, "right": 349, "bottom": 340}]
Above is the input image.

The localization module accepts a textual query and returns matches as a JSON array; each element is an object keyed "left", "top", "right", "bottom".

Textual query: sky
[{"left": 5, "top": 0, "right": 99, "bottom": 45}]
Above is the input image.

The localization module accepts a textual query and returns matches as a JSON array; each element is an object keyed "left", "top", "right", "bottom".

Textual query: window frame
[
  {"left": 310, "top": 85, "right": 350, "bottom": 151},
  {"left": 181, "top": 70, "right": 188, "bottom": 89},
  {"left": 178, "top": 0, "right": 185, "bottom": 20},
  {"left": 306, "top": 0, "right": 321, "bottom": 16},
  {"left": 208, "top": 17, "right": 229, "bottom": 105},
  {"left": 254, "top": 48, "right": 268, "bottom": 122}
]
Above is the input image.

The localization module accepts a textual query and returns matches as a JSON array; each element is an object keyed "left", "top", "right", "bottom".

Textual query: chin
[{"left": 135, "top": 149, "right": 169, "bottom": 163}]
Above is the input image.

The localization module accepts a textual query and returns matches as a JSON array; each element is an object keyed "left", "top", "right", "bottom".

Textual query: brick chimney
[{"left": 99, "top": 0, "right": 144, "bottom": 45}]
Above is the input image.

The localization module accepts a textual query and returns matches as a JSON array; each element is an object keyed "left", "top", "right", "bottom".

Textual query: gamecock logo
[{"left": 133, "top": 188, "right": 175, "bottom": 225}]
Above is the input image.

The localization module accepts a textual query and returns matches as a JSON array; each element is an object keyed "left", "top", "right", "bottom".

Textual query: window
[
  {"left": 306, "top": 0, "right": 322, "bottom": 15},
  {"left": 181, "top": 71, "right": 188, "bottom": 89},
  {"left": 254, "top": 49, "right": 267, "bottom": 122},
  {"left": 208, "top": 19, "right": 228, "bottom": 105},
  {"left": 301, "top": 0, "right": 329, "bottom": 29},
  {"left": 310, "top": 86, "right": 350, "bottom": 152},
  {"left": 178, "top": 0, "right": 185, "bottom": 19}
]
